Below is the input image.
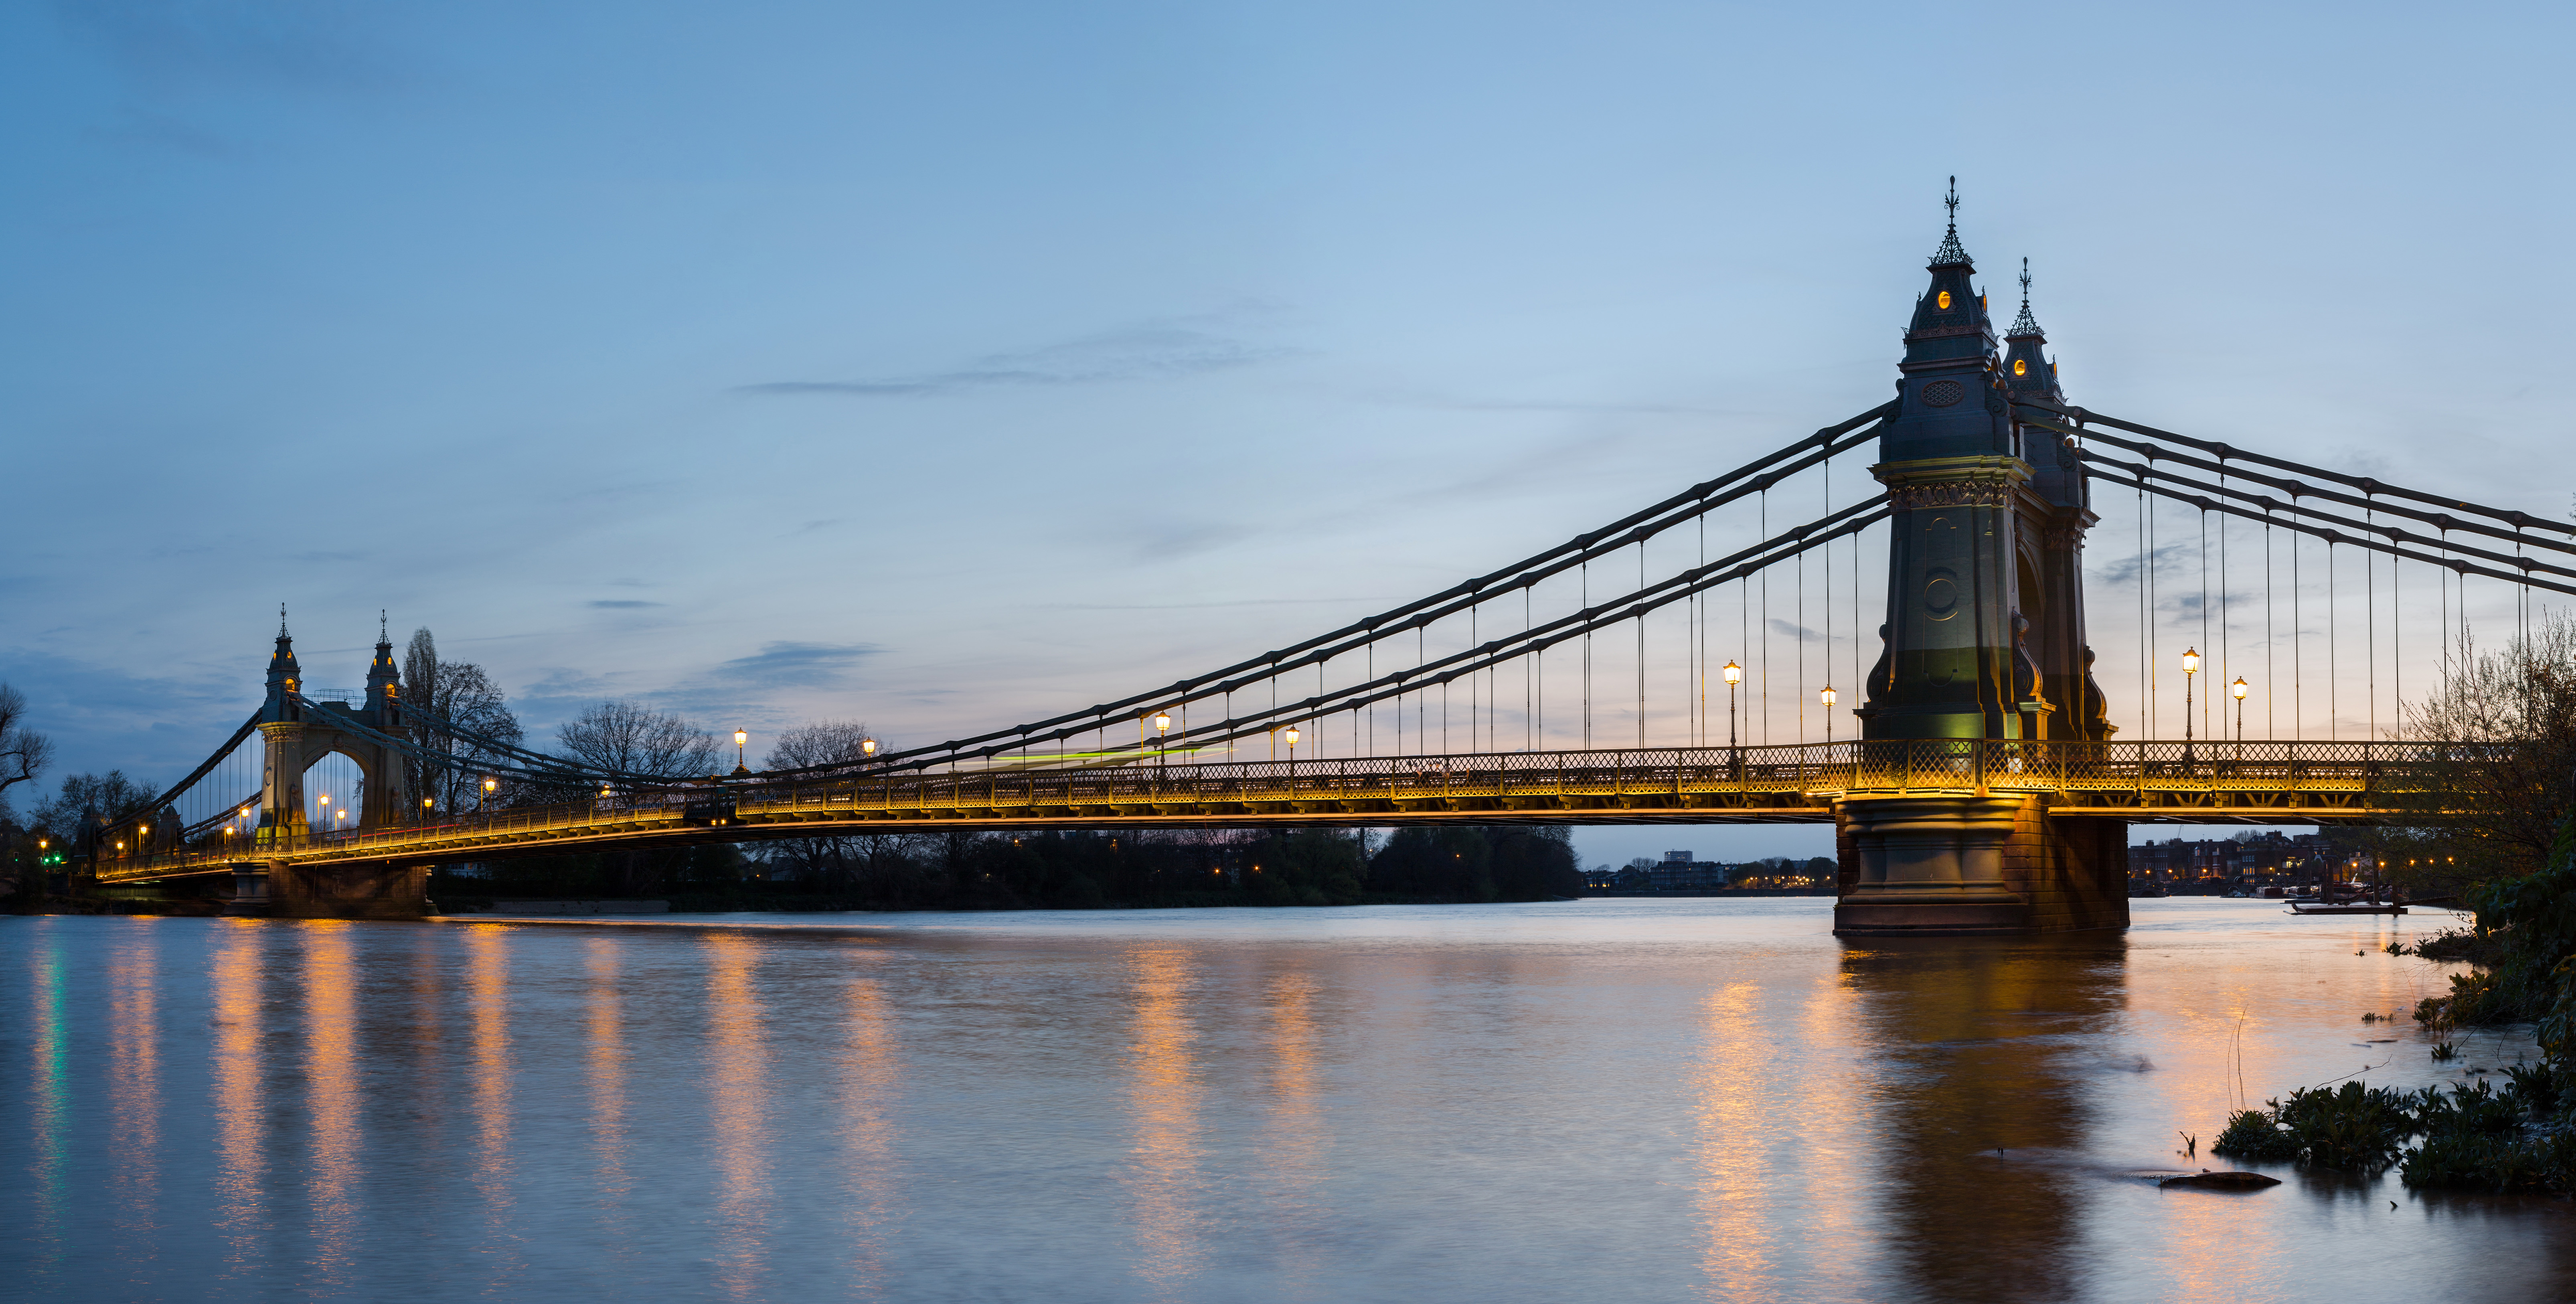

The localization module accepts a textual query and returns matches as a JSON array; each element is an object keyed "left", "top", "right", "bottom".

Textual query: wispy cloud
[
  {"left": 707, "top": 641, "right": 881, "bottom": 689},
  {"left": 2093, "top": 544, "right": 2187, "bottom": 587},
  {"left": 586, "top": 600, "right": 664, "bottom": 609},
  {"left": 57, "top": 0, "right": 410, "bottom": 92},
  {"left": 1767, "top": 617, "right": 1821, "bottom": 640},
  {"left": 738, "top": 317, "right": 1291, "bottom": 397}
]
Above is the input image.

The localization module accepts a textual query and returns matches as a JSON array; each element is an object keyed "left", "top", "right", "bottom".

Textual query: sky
[{"left": 4, "top": 0, "right": 2571, "bottom": 868}]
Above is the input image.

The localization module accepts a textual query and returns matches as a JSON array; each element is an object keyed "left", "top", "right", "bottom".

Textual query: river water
[{"left": 4, "top": 899, "right": 2568, "bottom": 1302}]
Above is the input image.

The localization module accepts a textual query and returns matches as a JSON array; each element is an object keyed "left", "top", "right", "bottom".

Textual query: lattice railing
[{"left": 95, "top": 738, "right": 2494, "bottom": 880}]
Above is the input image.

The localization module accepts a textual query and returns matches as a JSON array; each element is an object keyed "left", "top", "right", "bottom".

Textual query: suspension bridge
[{"left": 70, "top": 189, "right": 2569, "bottom": 931}]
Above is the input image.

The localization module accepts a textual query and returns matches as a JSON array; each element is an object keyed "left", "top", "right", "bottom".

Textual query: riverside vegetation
[
  {"left": 2212, "top": 816, "right": 2576, "bottom": 1194},
  {"left": 2216, "top": 618, "right": 2576, "bottom": 1195}
]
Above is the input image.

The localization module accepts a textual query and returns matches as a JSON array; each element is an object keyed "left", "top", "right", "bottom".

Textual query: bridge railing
[{"left": 96, "top": 738, "right": 2490, "bottom": 879}]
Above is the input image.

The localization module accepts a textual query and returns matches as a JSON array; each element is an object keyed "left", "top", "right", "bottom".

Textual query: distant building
[
  {"left": 1648, "top": 850, "right": 1728, "bottom": 892},
  {"left": 2128, "top": 831, "right": 2337, "bottom": 889}
]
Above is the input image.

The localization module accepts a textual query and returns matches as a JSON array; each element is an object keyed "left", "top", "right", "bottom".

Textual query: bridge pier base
[
  {"left": 266, "top": 859, "right": 429, "bottom": 920},
  {"left": 1833, "top": 796, "right": 2127, "bottom": 935}
]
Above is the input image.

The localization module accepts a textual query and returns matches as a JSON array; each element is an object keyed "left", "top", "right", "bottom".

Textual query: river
[{"left": 4, "top": 899, "right": 2567, "bottom": 1302}]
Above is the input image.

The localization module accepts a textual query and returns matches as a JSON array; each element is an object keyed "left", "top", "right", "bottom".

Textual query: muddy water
[{"left": 4, "top": 899, "right": 2566, "bottom": 1302}]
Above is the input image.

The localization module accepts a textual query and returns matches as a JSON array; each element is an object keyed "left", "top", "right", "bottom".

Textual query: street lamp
[
  {"left": 480, "top": 777, "right": 496, "bottom": 815},
  {"left": 1283, "top": 724, "right": 1300, "bottom": 771},
  {"left": 1723, "top": 661, "right": 1743, "bottom": 751},
  {"left": 1819, "top": 684, "right": 1837, "bottom": 745},
  {"left": 733, "top": 729, "right": 750, "bottom": 775},
  {"left": 861, "top": 737, "right": 877, "bottom": 757},
  {"left": 1153, "top": 709, "right": 1172, "bottom": 777},
  {"left": 2231, "top": 676, "right": 2249, "bottom": 743},
  {"left": 2181, "top": 647, "right": 2200, "bottom": 760}
]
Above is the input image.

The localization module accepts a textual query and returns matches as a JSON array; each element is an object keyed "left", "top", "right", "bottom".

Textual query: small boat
[{"left": 2288, "top": 900, "right": 2406, "bottom": 915}]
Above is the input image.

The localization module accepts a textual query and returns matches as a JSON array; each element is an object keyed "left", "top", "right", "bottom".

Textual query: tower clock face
[
  {"left": 2014, "top": 359, "right": 2027, "bottom": 376},
  {"left": 1937, "top": 291, "right": 1952, "bottom": 310}
]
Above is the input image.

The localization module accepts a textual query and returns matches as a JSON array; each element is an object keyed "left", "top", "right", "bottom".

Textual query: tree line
[{"left": 435, "top": 822, "right": 1583, "bottom": 912}]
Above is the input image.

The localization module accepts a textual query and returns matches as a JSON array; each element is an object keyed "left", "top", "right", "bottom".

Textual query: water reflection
[
  {"left": 1790, "top": 972, "right": 1872, "bottom": 1300},
  {"left": 211, "top": 921, "right": 266, "bottom": 1282},
  {"left": 1125, "top": 947, "right": 1205, "bottom": 1296},
  {"left": 303, "top": 923, "right": 360, "bottom": 1288},
  {"left": 109, "top": 921, "right": 160, "bottom": 1260},
  {"left": 1693, "top": 982, "right": 1773, "bottom": 1300},
  {"left": 839, "top": 972, "right": 897, "bottom": 1293},
  {"left": 586, "top": 940, "right": 632, "bottom": 1232},
  {"left": 705, "top": 932, "right": 772, "bottom": 1299},
  {"left": 9, "top": 903, "right": 2576, "bottom": 1304},
  {"left": 1263, "top": 968, "right": 1327, "bottom": 1290},
  {"left": 464, "top": 925, "right": 520, "bottom": 1285},
  {"left": 26, "top": 921, "right": 67, "bottom": 1276},
  {"left": 1843, "top": 935, "right": 2125, "bottom": 1304}
]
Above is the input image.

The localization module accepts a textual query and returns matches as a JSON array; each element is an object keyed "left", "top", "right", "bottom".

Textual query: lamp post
[
  {"left": 2181, "top": 647, "right": 2200, "bottom": 763},
  {"left": 733, "top": 729, "right": 750, "bottom": 776},
  {"left": 1723, "top": 659, "right": 1743, "bottom": 755},
  {"left": 480, "top": 777, "right": 496, "bottom": 816},
  {"left": 1819, "top": 685, "right": 1837, "bottom": 746},
  {"left": 2231, "top": 676, "right": 2248, "bottom": 745},
  {"left": 1153, "top": 709, "right": 1172, "bottom": 780},
  {"left": 1283, "top": 724, "right": 1300, "bottom": 777}
]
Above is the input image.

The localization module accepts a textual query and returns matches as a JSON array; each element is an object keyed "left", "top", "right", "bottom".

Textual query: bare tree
[
  {"left": 400, "top": 628, "right": 527, "bottom": 814},
  {"left": 763, "top": 719, "right": 879, "bottom": 771},
  {"left": 2392, "top": 613, "right": 2576, "bottom": 887},
  {"left": 760, "top": 720, "right": 888, "bottom": 890},
  {"left": 30, "top": 770, "right": 158, "bottom": 848},
  {"left": 0, "top": 683, "right": 55, "bottom": 811},
  {"left": 557, "top": 700, "right": 718, "bottom": 780}
]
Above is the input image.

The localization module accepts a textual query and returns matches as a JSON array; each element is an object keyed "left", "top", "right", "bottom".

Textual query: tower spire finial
[
  {"left": 279, "top": 603, "right": 289, "bottom": 638},
  {"left": 380, "top": 609, "right": 388, "bottom": 642},
  {"left": 2007, "top": 257, "right": 2044, "bottom": 338},
  {"left": 1929, "top": 176, "right": 1971, "bottom": 267}
]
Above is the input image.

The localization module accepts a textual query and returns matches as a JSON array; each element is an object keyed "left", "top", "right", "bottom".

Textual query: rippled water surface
[{"left": 5, "top": 899, "right": 2569, "bottom": 1302}]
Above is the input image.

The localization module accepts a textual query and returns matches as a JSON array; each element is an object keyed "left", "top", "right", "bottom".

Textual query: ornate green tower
[
  {"left": 1835, "top": 189, "right": 2128, "bottom": 935},
  {"left": 1854, "top": 182, "right": 2033, "bottom": 743}
]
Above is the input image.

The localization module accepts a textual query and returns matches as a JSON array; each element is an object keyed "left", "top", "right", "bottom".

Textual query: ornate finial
[
  {"left": 279, "top": 603, "right": 289, "bottom": 638},
  {"left": 1930, "top": 176, "right": 1971, "bottom": 267},
  {"left": 380, "top": 609, "right": 388, "bottom": 642},
  {"left": 2008, "top": 257, "right": 2043, "bottom": 338}
]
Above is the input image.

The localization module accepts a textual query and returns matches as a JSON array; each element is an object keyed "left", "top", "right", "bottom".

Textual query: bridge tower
[
  {"left": 249, "top": 611, "right": 427, "bottom": 918},
  {"left": 1836, "top": 189, "right": 2128, "bottom": 935}
]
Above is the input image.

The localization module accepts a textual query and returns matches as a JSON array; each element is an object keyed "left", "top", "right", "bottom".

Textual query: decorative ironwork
[
  {"left": 94, "top": 738, "right": 2495, "bottom": 883},
  {"left": 1930, "top": 176, "right": 1972, "bottom": 267},
  {"left": 2008, "top": 257, "right": 2043, "bottom": 337}
]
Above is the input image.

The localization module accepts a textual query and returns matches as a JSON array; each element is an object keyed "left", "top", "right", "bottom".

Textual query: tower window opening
[
  {"left": 1937, "top": 290, "right": 1952, "bottom": 310},
  {"left": 2013, "top": 358, "right": 2028, "bottom": 376}
]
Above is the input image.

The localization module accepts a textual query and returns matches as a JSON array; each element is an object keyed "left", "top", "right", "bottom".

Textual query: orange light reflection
[
  {"left": 841, "top": 974, "right": 897, "bottom": 1292},
  {"left": 304, "top": 922, "right": 359, "bottom": 1287},
  {"left": 1126, "top": 947, "right": 1205, "bottom": 1296},
  {"left": 1694, "top": 982, "right": 1772, "bottom": 1300},
  {"left": 211, "top": 921, "right": 265, "bottom": 1279},
  {"left": 706, "top": 932, "right": 772, "bottom": 1300}
]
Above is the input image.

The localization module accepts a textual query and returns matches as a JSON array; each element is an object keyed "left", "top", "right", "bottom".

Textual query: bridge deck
[{"left": 97, "top": 739, "right": 2475, "bottom": 882}]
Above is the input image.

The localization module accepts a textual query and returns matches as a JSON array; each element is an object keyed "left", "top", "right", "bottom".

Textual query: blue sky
[{"left": 5, "top": 1, "right": 2570, "bottom": 866}]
